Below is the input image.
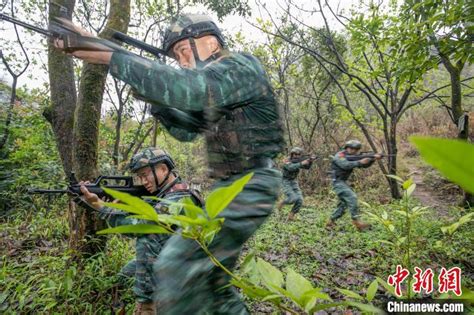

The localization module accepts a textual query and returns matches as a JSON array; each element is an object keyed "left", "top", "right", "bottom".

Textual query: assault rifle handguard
[
  {"left": 28, "top": 172, "right": 151, "bottom": 212},
  {"left": 345, "top": 152, "right": 396, "bottom": 162}
]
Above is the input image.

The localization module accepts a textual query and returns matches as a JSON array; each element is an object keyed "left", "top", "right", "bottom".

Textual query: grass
[{"left": 1, "top": 191, "right": 472, "bottom": 314}]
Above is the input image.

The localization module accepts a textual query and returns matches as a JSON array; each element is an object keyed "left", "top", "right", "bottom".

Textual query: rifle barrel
[
  {"left": 28, "top": 189, "right": 68, "bottom": 194},
  {"left": 0, "top": 13, "right": 52, "bottom": 37},
  {"left": 111, "top": 30, "right": 166, "bottom": 57}
]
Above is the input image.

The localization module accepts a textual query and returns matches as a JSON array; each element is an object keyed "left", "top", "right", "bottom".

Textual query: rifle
[
  {"left": 345, "top": 152, "right": 396, "bottom": 162},
  {"left": 0, "top": 13, "right": 166, "bottom": 58},
  {"left": 28, "top": 172, "right": 152, "bottom": 211},
  {"left": 290, "top": 154, "right": 319, "bottom": 164}
]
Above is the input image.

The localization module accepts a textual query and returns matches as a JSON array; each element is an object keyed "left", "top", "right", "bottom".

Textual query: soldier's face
[
  {"left": 172, "top": 40, "right": 196, "bottom": 69},
  {"left": 346, "top": 148, "right": 359, "bottom": 155},
  {"left": 135, "top": 164, "right": 169, "bottom": 193}
]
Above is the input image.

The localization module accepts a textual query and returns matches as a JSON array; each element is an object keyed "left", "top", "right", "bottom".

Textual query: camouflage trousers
[
  {"left": 281, "top": 178, "right": 303, "bottom": 213},
  {"left": 153, "top": 168, "right": 282, "bottom": 315},
  {"left": 118, "top": 234, "right": 167, "bottom": 303},
  {"left": 330, "top": 180, "right": 359, "bottom": 221}
]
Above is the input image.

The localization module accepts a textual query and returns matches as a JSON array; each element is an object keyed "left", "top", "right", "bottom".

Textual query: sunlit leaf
[
  {"left": 97, "top": 224, "right": 171, "bottom": 235},
  {"left": 366, "top": 280, "right": 378, "bottom": 302},
  {"left": 206, "top": 172, "right": 253, "bottom": 219},
  {"left": 344, "top": 301, "right": 384, "bottom": 314},
  {"left": 337, "top": 288, "right": 364, "bottom": 300},
  {"left": 410, "top": 137, "right": 474, "bottom": 193},
  {"left": 256, "top": 258, "right": 284, "bottom": 290},
  {"left": 102, "top": 187, "right": 158, "bottom": 222}
]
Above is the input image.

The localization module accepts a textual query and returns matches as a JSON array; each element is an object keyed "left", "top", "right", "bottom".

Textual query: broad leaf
[
  {"left": 286, "top": 268, "right": 314, "bottom": 301},
  {"left": 376, "top": 277, "right": 396, "bottom": 297},
  {"left": 386, "top": 174, "right": 403, "bottom": 183},
  {"left": 402, "top": 177, "right": 413, "bottom": 190},
  {"left": 344, "top": 301, "right": 384, "bottom": 314},
  {"left": 337, "top": 288, "right": 364, "bottom": 300},
  {"left": 206, "top": 172, "right": 253, "bottom": 219},
  {"left": 410, "top": 137, "right": 474, "bottom": 193},
  {"left": 256, "top": 258, "right": 284, "bottom": 289},
  {"left": 102, "top": 187, "right": 158, "bottom": 222},
  {"left": 97, "top": 224, "right": 171, "bottom": 235}
]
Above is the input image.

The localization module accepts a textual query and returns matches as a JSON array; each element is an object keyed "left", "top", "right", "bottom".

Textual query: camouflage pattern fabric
[
  {"left": 329, "top": 150, "right": 374, "bottom": 221},
  {"left": 331, "top": 180, "right": 359, "bottom": 220},
  {"left": 97, "top": 181, "right": 196, "bottom": 303},
  {"left": 153, "top": 168, "right": 282, "bottom": 315},
  {"left": 281, "top": 179, "right": 303, "bottom": 214},
  {"left": 109, "top": 50, "right": 284, "bottom": 178}
]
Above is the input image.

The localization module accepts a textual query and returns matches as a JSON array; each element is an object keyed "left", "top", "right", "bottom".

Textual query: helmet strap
[
  {"left": 189, "top": 37, "right": 222, "bottom": 68},
  {"left": 150, "top": 164, "right": 171, "bottom": 193}
]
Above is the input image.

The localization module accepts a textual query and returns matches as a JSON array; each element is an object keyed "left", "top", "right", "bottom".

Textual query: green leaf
[
  {"left": 336, "top": 288, "right": 364, "bottom": 300},
  {"left": 205, "top": 172, "right": 253, "bottom": 219},
  {"left": 102, "top": 187, "right": 158, "bottom": 222},
  {"left": 405, "top": 184, "right": 416, "bottom": 198},
  {"left": 256, "top": 258, "right": 284, "bottom": 289},
  {"left": 402, "top": 177, "right": 414, "bottom": 190},
  {"left": 97, "top": 224, "right": 171, "bottom": 235},
  {"left": 410, "top": 137, "right": 474, "bottom": 193},
  {"left": 366, "top": 280, "right": 378, "bottom": 302},
  {"left": 344, "top": 301, "right": 384, "bottom": 314},
  {"left": 286, "top": 268, "right": 314, "bottom": 299},
  {"left": 386, "top": 174, "right": 403, "bottom": 183},
  {"left": 376, "top": 277, "right": 397, "bottom": 297}
]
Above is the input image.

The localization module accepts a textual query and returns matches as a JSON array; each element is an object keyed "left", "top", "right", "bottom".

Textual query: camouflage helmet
[
  {"left": 344, "top": 140, "right": 362, "bottom": 149},
  {"left": 162, "top": 13, "right": 226, "bottom": 57},
  {"left": 128, "top": 147, "right": 176, "bottom": 173},
  {"left": 290, "top": 147, "right": 304, "bottom": 155}
]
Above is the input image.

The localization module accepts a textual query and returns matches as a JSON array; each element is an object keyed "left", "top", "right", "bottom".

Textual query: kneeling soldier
[{"left": 80, "top": 148, "right": 201, "bottom": 314}]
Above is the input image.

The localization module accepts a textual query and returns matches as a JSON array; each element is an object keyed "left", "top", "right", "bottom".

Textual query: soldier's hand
[
  {"left": 360, "top": 158, "right": 371, "bottom": 165},
  {"left": 79, "top": 181, "right": 103, "bottom": 210},
  {"left": 374, "top": 154, "right": 383, "bottom": 160},
  {"left": 301, "top": 159, "right": 311, "bottom": 166}
]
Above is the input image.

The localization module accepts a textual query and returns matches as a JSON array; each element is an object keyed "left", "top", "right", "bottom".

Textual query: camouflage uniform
[
  {"left": 97, "top": 180, "right": 198, "bottom": 304},
  {"left": 108, "top": 14, "right": 284, "bottom": 314},
  {"left": 330, "top": 150, "right": 374, "bottom": 221},
  {"left": 281, "top": 159, "right": 311, "bottom": 214}
]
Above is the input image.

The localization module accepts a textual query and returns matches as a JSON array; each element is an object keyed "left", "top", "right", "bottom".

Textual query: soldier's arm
[
  {"left": 283, "top": 161, "right": 303, "bottom": 172},
  {"left": 333, "top": 155, "right": 361, "bottom": 170},
  {"left": 109, "top": 52, "right": 270, "bottom": 113}
]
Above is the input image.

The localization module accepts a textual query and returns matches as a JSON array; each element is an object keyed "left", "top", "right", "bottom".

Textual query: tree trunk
[
  {"left": 388, "top": 118, "right": 401, "bottom": 199},
  {"left": 0, "top": 78, "right": 17, "bottom": 151},
  {"left": 46, "top": 0, "right": 77, "bottom": 177},
  {"left": 113, "top": 99, "right": 123, "bottom": 167},
  {"left": 71, "top": 0, "right": 131, "bottom": 256}
]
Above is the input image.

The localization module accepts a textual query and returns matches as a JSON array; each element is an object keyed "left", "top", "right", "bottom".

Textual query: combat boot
[
  {"left": 352, "top": 220, "right": 370, "bottom": 231},
  {"left": 325, "top": 219, "right": 336, "bottom": 230},
  {"left": 133, "top": 302, "right": 156, "bottom": 315}
]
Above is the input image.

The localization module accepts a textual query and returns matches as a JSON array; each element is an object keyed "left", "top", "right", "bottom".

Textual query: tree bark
[
  {"left": 71, "top": 0, "right": 131, "bottom": 256},
  {"left": 46, "top": 0, "right": 77, "bottom": 177}
]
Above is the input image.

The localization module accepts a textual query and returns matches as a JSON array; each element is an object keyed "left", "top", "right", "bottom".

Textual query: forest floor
[{"left": 1, "top": 167, "right": 472, "bottom": 314}]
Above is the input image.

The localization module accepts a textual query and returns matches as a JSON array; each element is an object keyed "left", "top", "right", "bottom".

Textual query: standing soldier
[
  {"left": 80, "top": 148, "right": 201, "bottom": 315},
  {"left": 326, "top": 140, "right": 381, "bottom": 231},
  {"left": 277, "top": 147, "right": 314, "bottom": 220},
  {"left": 56, "top": 13, "right": 285, "bottom": 314}
]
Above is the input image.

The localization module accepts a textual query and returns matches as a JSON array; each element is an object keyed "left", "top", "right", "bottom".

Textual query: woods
[{"left": 1, "top": 0, "right": 473, "bottom": 314}]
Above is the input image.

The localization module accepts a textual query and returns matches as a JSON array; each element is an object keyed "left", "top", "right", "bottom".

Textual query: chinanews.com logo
[{"left": 384, "top": 265, "right": 470, "bottom": 314}]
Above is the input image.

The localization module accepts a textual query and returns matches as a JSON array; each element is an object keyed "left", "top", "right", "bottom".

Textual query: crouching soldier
[
  {"left": 80, "top": 148, "right": 201, "bottom": 314},
  {"left": 326, "top": 140, "right": 381, "bottom": 231}
]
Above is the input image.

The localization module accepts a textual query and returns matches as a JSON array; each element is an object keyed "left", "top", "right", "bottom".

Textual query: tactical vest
[{"left": 204, "top": 106, "right": 284, "bottom": 179}]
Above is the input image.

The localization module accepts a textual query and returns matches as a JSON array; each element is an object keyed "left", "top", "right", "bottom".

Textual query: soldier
[
  {"left": 326, "top": 140, "right": 381, "bottom": 231},
  {"left": 80, "top": 148, "right": 201, "bottom": 315},
  {"left": 277, "top": 147, "right": 314, "bottom": 220},
  {"left": 56, "top": 13, "right": 284, "bottom": 314}
]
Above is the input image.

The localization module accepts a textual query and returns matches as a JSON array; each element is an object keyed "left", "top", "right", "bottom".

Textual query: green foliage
[{"left": 410, "top": 137, "right": 474, "bottom": 194}]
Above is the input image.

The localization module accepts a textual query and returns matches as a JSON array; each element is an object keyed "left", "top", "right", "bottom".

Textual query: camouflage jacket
[
  {"left": 109, "top": 51, "right": 284, "bottom": 178},
  {"left": 282, "top": 159, "right": 311, "bottom": 180},
  {"left": 331, "top": 150, "right": 374, "bottom": 181}
]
